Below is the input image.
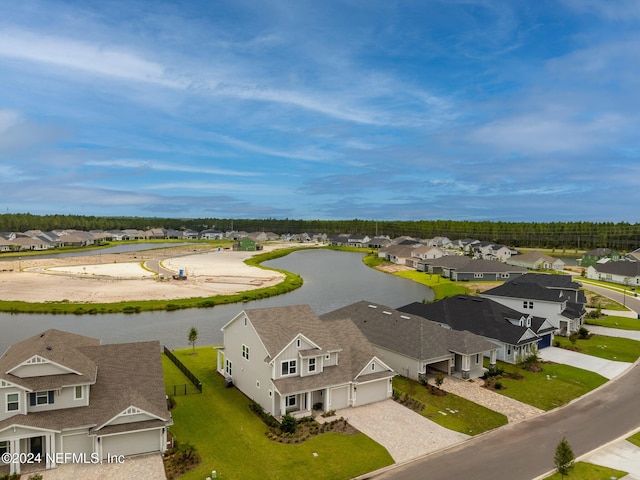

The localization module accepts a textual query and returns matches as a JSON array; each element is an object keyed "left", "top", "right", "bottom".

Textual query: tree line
[{"left": 1, "top": 213, "right": 638, "bottom": 252}]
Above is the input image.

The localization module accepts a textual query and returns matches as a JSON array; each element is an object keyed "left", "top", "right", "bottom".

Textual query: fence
[
  {"left": 165, "top": 383, "right": 202, "bottom": 396},
  {"left": 163, "top": 346, "right": 203, "bottom": 394}
]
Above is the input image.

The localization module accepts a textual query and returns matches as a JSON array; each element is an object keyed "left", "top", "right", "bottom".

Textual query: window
[
  {"left": 308, "top": 358, "right": 316, "bottom": 373},
  {"left": 523, "top": 301, "right": 528, "bottom": 309},
  {"left": 371, "top": 363, "right": 375, "bottom": 371},
  {"left": 225, "top": 359, "right": 233, "bottom": 376},
  {"left": 528, "top": 301, "right": 533, "bottom": 309},
  {"left": 6, "top": 393, "right": 19, "bottom": 412},
  {"left": 268, "top": 390, "right": 272, "bottom": 397},
  {"left": 281, "top": 360, "right": 297, "bottom": 376},
  {"left": 476, "top": 354, "right": 480, "bottom": 364},
  {"left": 242, "top": 344, "right": 250, "bottom": 360},
  {"left": 474, "top": 273, "right": 484, "bottom": 279},
  {"left": 31, "top": 391, "right": 54, "bottom": 406},
  {"left": 0, "top": 440, "right": 7, "bottom": 455},
  {"left": 285, "top": 395, "right": 296, "bottom": 407},
  {"left": 296, "top": 339, "right": 301, "bottom": 348},
  {"left": 74, "top": 386, "right": 83, "bottom": 400},
  {"left": 256, "top": 381, "right": 260, "bottom": 388}
]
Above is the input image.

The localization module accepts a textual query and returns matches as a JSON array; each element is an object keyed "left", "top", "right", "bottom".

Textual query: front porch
[{"left": 0, "top": 432, "right": 58, "bottom": 475}]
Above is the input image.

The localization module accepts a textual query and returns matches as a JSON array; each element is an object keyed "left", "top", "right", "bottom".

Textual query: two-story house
[
  {"left": 0, "top": 329, "right": 171, "bottom": 475},
  {"left": 217, "top": 305, "right": 395, "bottom": 418},
  {"left": 480, "top": 274, "right": 586, "bottom": 336}
]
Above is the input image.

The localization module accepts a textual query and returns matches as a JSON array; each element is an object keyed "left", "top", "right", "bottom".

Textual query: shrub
[
  {"left": 167, "top": 395, "right": 176, "bottom": 410},
  {"left": 434, "top": 373, "right": 444, "bottom": 388},
  {"left": 280, "top": 413, "right": 297, "bottom": 434},
  {"left": 578, "top": 327, "right": 590, "bottom": 339},
  {"left": 483, "top": 365, "right": 504, "bottom": 379},
  {"left": 493, "top": 381, "right": 503, "bottom": 390}
]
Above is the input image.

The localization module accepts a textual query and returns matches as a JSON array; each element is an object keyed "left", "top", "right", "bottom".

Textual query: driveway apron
[
  {"left": 337, "top": 399, "right": 469, "bottom": 464},
  {"left": 539, "top": 346, "right": 633, "bottom": 379}
]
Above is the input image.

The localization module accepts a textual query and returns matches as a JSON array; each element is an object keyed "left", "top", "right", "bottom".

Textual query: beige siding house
[
  {"left": 0, "top": 330, "right": 171, "bottom": 475},
  {"left": 217, "top": 305, "right": 395, "bottom": 418}
]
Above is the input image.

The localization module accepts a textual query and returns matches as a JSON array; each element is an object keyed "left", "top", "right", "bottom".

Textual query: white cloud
[{"left": 85, "top": 159, "right": 261, "bottom": 177}]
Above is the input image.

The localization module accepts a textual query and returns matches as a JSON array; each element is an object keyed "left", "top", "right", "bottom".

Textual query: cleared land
[{"left": 0, "top": 243, "right": 313, "bottom": 303}]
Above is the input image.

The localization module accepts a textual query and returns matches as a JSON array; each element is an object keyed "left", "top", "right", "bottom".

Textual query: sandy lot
[{"left": 0, "top": 243, "right": 315, "bottom": 304}]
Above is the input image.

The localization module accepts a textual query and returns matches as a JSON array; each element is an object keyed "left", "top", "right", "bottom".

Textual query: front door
[{"left": 30, "top": 436, "right": 43, "bottom": 456}]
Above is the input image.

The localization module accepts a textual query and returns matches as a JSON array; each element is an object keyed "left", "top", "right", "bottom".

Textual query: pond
[{"left": 0, "top": 249, "right": 433, "bottom": 353}]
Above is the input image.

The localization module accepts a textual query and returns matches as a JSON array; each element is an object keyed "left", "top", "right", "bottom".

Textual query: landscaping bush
[
  {"left": 483, "top": 365, "right": 504, "bottom": 379},
  {"left": 578, "top": 327, "right": 591, "bottom": 339},
  {"left": 280, "top": 413, "right": 297, "bottom": 434}
]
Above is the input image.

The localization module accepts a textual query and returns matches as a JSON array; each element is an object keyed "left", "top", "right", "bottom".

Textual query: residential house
[
  {"left": 507, "top": 251, "right": 565, "bottom": 271},
  {"left": 473, "top": 242, "right": 517, "bottom": 261},
  {"left": 399, "top": 296, "right": 556, "bottom": 363},
  {"left": 121, "top": 229, "right": 148, "bottom": 240},
  {"left": 442, "top": 258, "right": 528, "bottom": 281},
  {"left": 417, "top": 254, "right": 469, "bottom": 274},
  {"left": 0, "top": 329, "right": 171, "bottom": 475},
  {"left": 578, "top": 248, "right": 622, "bottom": 267},
  {"left": 182, "top": 229, "right": 200, "bottom": 240},
  {"left": 346, "top": 235, "right": 370, "bottom": 248},
  {"left": 0, "top": 238, "right": 17, "bottom": 253},
  {"left": 11, "top": 236, "right": 52, "bottom": 251},
  {"left": 321, "top": 301, "right": 498, "bottom": 380},
  {"left": 217, "top": 305, "right": 395, "bottom": 418},
  {"left": 627, "top": 248, "right": 640, "bottom": 262},
  {"left": 378, "top": 244, "right": 419, "bottom": 265},
  {"left": 199, "top": 229, "right": 224, "bottom": 240},
  {"left": 480, "top": 273, "right": 586, "bottom": 336},
  {"left": 406, "top": 246, "right": 445, "bottom": 269},
  {"left": 587, "top": 260, "right": 640, "bottom": 288},
  {"left": 367, "top": 236, "right": 392, "bottom": 249}
]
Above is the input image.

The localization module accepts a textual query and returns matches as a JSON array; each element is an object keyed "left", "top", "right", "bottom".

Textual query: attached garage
[
  {"left": 329, "top": 385, "right": 349, "bottom": 410},
  {"left": 61, "top": 432, "right": 93, "bottom": 456},
  {"left": 537, "top": 334, "right": 552, "bottom": 349},
  {"left": 100, "top": 429, "right": 161, "bottom": 459},
  {"left": 354, "top": 380, "right": 388, "bottom": 406}
]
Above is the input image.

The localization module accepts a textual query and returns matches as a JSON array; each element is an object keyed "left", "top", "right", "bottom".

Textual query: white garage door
[
  {"left": 61, "top": 433, "right": 93, "bottom": 456},
  {"left": 355, "top": 380, "right": 388, "bottom": 406},
  {"left": 330, "top": 385, "right": 349, "bottom": 410},
  {"left": 101, "top": 430, "right": 160, "bottom": 459}
]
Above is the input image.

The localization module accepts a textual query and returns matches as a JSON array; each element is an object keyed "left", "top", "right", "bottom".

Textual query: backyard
[{"left": 162, "top": 347, "right": 393, "bottom": 480}]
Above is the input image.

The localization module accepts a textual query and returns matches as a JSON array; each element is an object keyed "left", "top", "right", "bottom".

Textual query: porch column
[
  {"left": 305, "top": 392, "right": 311, "bottom": 412},
  {"left": 10, "top": 439, "right": 20, "bottom": 475},
  {"left": 46, "top": 433, "right": 56, "bottom": 468},
  {"left": 461, "top": 355, "right": 470, "bottom": 380},
  {"left": 324, "top": 388, "right": 329, "bottom": 412},
  {"left": 279, "top": 396, "right": 286, "bottom": 416},
  {"left": 489, "top": 350, "right": 497, "bottom": 368}
]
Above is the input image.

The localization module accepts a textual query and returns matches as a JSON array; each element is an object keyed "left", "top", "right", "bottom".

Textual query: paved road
[
  {"left": 582, "top": 281, "right": 640, "bottom": 316},
  {"left": 366, "top": 359, "right": 640, "bottom": 480}
]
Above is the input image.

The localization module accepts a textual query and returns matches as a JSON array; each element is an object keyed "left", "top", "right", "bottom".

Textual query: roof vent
[
  {"left": 400, "top": 315, "right": 411, "bottom": 320},
  {"left": 368, "top": 305, "right": 377, "bottom": 309},
  {"left": 383, "top": 311, "right": 392, "bottom": 315},
  {"left": 46, "top": 346, "right": 52, "bottom": 351}
]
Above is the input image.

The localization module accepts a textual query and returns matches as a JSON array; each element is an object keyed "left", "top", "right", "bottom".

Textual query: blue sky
[{"left": 1, "top": 0, "right": 639, "bottom": 222}]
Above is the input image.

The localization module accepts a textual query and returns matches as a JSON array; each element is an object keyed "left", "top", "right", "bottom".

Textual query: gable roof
[
  {"left": 0, "top": 329, "right": 99, "bottom": 390},
  {"left": 590, "top": 260, "right": 640, "bottom": 277},
  {"left": 240, "top": 305, "right": 341, "bottom": 362},
  {"left": 399, "top": 296, "right": 545, "bottom": 346},
  {"left": 0, "top": 335, "right": 170, "bottom": 434},
  {"left": 320, "top": 301, "right": 497, "bottom": 361}
]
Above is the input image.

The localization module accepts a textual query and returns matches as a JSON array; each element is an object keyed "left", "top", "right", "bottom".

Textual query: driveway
[
  {"left": 580, "top": 436, "right": 640, "bottom": 480},
  {"left": 539, "top": 346, "right": 632, "bottom": 379},
  {"left": 32, "top": 453, "right": 165, "bottom": 480},
  {"left": 336, "top": 399, "right": 469, "bottom": 464}
]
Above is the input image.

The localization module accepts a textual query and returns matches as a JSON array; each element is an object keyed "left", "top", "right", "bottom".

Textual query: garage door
[
  {"left": 330, "top": 386, "right": 349, "bottom": 410},
  {"left": 537, "top": 334, "right": 552, "bottom": 349},
  {"left": 61, "top": 433, "right": 93, "bottom": 456},
  {"left": 355, "top": 380, "right": 388, "bottom": 406},
  {"left": 101, "top": 430, "right": 160, "bottom": 459}
]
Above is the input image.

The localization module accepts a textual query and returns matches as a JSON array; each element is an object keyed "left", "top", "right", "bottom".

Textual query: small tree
[
  {"left": 554, "top": 437, "right": 575, "bottom": 479},
  {"left": 188, "top": 326, "right": 198, "bottom": 354}
]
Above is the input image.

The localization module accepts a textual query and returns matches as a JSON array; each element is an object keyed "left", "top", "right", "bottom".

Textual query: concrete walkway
[
  {"left": 581, "top": 438, "right": 640, "bottom": 480},
  {"left": 538, "top": 346, "right": 632, "bottom": 379},
  {"left": 588, "top": 324, "right": 640, "bottom": 341},
  {"left": 337, "top": 399, "right": 469, "bottom": 464},
  {"left": 437, "top": 376, "right": 543, "bottom": 423}
]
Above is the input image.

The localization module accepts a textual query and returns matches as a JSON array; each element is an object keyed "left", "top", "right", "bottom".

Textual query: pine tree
[{"left": 554, "top": 437, "right": 575, "bottom": 479}]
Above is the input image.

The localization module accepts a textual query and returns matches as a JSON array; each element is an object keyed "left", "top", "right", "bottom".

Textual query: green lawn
[
  {"left": 586, "top": 315, "right": 640, "bottom": 331},
  {"left": 486, "top": 361, "right": 607, "bottom": 411},
  {"left": 392, "top": 377, "right": 507, "bottom": 435},
  {"left": 627, "top": 431, "right": 640, "bottom": 448},
  {"left": 392, "top": 270, "right": 471, "bottom": 300},
  {"left": 164, "top": 347, "right": 393, "bottom": 480},
  {"left": 554, "top": 334, "right": 640, "bottom": 363},
  {"left": 543, "top": 461, "right": 627, "bottom": 480}
]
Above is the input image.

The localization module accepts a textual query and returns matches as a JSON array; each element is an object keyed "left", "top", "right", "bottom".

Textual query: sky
[{"left": 1, "top": 0, "right": 639, "bottom": 222}]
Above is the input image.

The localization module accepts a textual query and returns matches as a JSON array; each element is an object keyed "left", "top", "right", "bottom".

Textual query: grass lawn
[
  {"left": 543, "top": 461, "right": 627, "bottom": 479},
  {"left": 586, "top": 315, "right": 640, "bottom": 331},
  {"left": 553, "top": 334, "right": 640, "bottom": 363},
  {"left": 486, "top": 361, "right": 607, "bottom": 411},
  {"left": 164, "top": 347, "right": 393, "bottom": 480},
  {"left": 392, "top": 270, "right": 471, "bottom": 300},
  {"left": 628, "top": 431, "right": 640, "bottom": 448},
  {"left": 392, "top": 377, "right": 507, "bottom": 435}
]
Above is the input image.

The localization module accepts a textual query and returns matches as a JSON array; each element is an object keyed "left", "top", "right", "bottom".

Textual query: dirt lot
[{"left": 0, "top": 243, "right": 314, "bottom": 304}]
